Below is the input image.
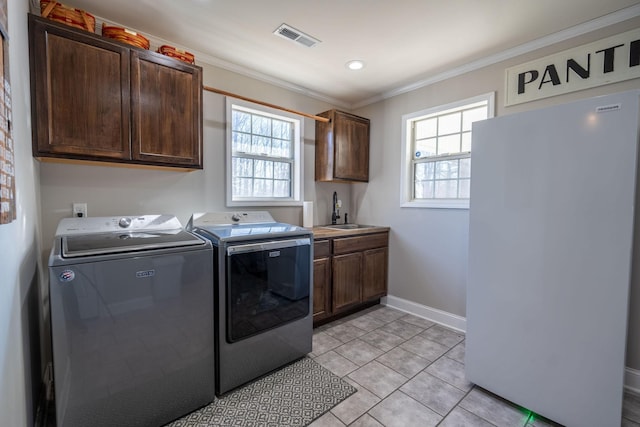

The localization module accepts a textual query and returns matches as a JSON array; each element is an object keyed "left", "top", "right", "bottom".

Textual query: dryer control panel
[{"left": 190, "top": 211, "right": 275, "bottom": 226}]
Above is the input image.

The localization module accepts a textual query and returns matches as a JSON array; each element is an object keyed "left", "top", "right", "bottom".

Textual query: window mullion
[
  {"left": 414, "top": 152, "right": 469, "bottom": 163},
  {"left": 435, "top": 116, "right": 440, "bottom": 156},
  {"left": 234, "top": 152, "right": 292, "bottom": 163},
  {"left": 458, "top": 112, "right": 463, "bottom": 153},
  {"left": 411, "top": 122, "right": 417, "bottom": 196}
]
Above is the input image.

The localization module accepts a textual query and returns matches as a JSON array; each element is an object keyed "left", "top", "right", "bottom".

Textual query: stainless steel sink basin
[{"left": 323, "top": 224, "right": 375, "bottom": 230}]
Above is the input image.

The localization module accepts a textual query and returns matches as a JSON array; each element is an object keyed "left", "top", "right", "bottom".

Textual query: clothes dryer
[{"left": 187, "top": 211, "right": 312, "bottom": 395}]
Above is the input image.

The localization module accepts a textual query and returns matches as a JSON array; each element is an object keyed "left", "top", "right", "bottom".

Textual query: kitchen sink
[{"left": 323, "top": 224, "right": 375, "bottom": 230}]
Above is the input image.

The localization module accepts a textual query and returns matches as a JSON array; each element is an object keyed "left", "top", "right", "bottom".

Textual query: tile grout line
[
  {"left": 324, "top": 311, "right": 429, "bottom": 424},
  {"left": 325, "top": 309, "right": 511, "bottom": 426},
  {"left": 325, "top": 311, "right": 473, "bottom": 426}
]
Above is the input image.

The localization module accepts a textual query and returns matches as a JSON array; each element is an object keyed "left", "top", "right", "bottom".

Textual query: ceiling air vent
[{"left": 273, "top": 24, "right": 321, "bottom": 48}]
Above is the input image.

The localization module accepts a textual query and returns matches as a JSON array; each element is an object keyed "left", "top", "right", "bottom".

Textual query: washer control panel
[
  {"left": 55, "top": 215, "right": 183, "bottom": 236},
  {"left": 118, "top": 217, "right": 133, "bottom": 228}
]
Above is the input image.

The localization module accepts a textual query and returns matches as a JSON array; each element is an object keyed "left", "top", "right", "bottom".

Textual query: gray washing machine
[{"left": 48, "top": 215, "right": 214, "bottom": 427}]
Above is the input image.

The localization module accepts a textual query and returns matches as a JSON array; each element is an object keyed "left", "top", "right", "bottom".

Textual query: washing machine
[
  {"left": 48, "top": 215, "right": 214, "bottom": 427},
  {"left": 187, "top": 211, "right": 312, "bottom": 395}
]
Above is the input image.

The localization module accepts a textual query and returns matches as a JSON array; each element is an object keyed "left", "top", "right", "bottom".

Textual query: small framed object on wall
[{"left": 0, "top": 0, "right": 16, "bottom": 224}]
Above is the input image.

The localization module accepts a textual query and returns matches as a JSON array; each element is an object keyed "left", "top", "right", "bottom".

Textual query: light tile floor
[{"left": 308, "top": 305, "right": 640, "bottom": 427}]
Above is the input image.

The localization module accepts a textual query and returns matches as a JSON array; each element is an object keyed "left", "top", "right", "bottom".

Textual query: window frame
[
  {"left": 400, "top": 92, "right": 495, "bottom": 209},
  {"left": 225, "top": 97, "right": 304, "bottom": 207}
]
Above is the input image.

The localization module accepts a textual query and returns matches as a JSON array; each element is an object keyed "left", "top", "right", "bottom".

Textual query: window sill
[
  {"left": 227, "top": 199, "right": 303, "bottom": 208},
  {"left": 400, "top": 199, "right": 469, "bottom": 209}
]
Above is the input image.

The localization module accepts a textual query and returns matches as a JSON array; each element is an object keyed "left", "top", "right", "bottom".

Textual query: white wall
[
  {"left": 0, "top": 0, "right": 43, "bottom": 425},
  {"left": 353, "top": 15, "right": 640, "bottom": 370}
]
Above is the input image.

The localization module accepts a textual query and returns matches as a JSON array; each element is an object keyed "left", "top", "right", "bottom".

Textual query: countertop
[{"left": 310, "top": 225, "right": 390, "bottom": 239}]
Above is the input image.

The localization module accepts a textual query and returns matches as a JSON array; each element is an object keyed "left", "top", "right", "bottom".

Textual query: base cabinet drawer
[
  {"left": 314, "top": 240, "right": 331, "bottom": 258},
  {"left": 333, "top": 233, "right": 388, "bottom": 255}
]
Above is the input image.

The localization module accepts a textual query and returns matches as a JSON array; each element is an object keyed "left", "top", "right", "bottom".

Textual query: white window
[
  {"left": 226, "top": 98, "right": 303, "bottom": 207},
  {"left": 400, "top": 93, "right": 494, "bottom": 209}
]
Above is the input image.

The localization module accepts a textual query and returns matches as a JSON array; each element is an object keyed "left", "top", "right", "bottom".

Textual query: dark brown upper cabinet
[
  {"left": 315, "top": 110, "right": 370, "bottom": 182},
  {"left": 28, "top": 14, "right": 203, "bottom": 169},
  {"left": 130, "top": 50, "right": 201, "bottom": 167}
]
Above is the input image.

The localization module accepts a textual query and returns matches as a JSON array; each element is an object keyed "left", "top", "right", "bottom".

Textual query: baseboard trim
[
  {"left": 626, "top": 367, "right": 640, "bottom": 394},
  {"left": 382, "top": 295, "right": 467, "bottom": 333},
  {"left": 383, "top": 295, "right": 640, "bottom": 392}
]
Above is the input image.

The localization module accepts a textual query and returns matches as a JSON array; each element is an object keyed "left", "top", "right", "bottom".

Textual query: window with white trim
[
  {"left": 226, "top": 98, "right": 303, "bottom": 207},
  {"left": 400, "top": 93, "right": 494, "bottom": 209}
]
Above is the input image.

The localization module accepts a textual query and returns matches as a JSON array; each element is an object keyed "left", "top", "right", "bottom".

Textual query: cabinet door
[
  {"left": 313, "top": 257, "right": 331, "bottom": 321},
  {"left": 131, "top": 51, "right": 203, "bottom": 167},
  {"left": 332, "top": 252, "right": 362, "bottom": 312},
  {"left": 29, "top": 16, "right": 130, "bottom": 160},
  {"left": 314, "top": 111, "right": 332, "bottom": 182},
  {"left": 362, "top": 247, "right": 388, "bottom": 300},
  {"left": 334, "top": 111, "right": 369, "bottom": 181}
]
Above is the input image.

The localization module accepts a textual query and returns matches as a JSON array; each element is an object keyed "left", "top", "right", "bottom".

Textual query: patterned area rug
[{"left": 167, "top": 357, "right": 356, "bottom": 427}]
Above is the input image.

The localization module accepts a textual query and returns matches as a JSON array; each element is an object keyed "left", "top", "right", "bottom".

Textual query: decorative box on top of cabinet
[
  {"left": 315, "top": 109, "right": 370, "bottom": 182},
  {"left": 28, "top": 14, "right": 203, "bottom": 169}
]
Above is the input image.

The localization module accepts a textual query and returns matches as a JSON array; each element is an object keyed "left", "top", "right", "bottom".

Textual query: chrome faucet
[{"left": 331, "top": 191, "right": 340, "bottom": 225}]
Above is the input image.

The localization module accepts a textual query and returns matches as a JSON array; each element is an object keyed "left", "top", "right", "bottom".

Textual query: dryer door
[{"left": 225, "top": 238, "right": 311, "bottom": 342}]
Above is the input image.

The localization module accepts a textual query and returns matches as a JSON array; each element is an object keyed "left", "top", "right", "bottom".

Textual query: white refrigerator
[{"left": 466, "top": 90, "right": 640, "bottom": 427}]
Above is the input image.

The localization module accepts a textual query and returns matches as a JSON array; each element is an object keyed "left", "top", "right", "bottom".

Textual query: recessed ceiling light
[{"left": 346, "top": 60, "right": 365, "bottom": 70}]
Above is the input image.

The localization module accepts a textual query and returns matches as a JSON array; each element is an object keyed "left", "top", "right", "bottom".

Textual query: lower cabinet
[
  {"left": 313, "top": 231, "right": 389, "bottom": 326},
  {"left": 362, "top": 247, "right": 388, "bottom": 300},
  {"left": 313, "top": 240, "right": 331, "bottom": 323},
  {"left": 332, "top": 252, "right": 362, "bottom": 311}
]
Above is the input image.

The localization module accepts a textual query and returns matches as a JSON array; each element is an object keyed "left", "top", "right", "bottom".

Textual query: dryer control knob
[
  {"left": 231, "top": 213, "right": 241, "bottom": 222},
  {"left": 118, "top": 217, "right": 132, "bottom": 228}
]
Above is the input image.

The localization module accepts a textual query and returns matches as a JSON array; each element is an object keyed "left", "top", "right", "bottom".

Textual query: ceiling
[{"left": 57, "top": 0, "right": 640, "bottom": 108}]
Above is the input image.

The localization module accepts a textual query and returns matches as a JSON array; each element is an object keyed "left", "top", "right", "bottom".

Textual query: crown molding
[
  {"left": 352, "top": 3, "right": 640, "bottom": 109},
  {"left": 90, "top": 3, "right": 640, "bottom": 111}
]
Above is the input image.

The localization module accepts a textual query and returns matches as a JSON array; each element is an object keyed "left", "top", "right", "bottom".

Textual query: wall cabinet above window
[
  {"left": 315, "top": 110, "right": 370, "bottom": 182},
  {"left": 28, "top": 15, "right": 203, "bottom": 169}
]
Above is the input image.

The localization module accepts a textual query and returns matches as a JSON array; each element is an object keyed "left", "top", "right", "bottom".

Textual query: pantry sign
[{"left": 505, "top": 28, "right": 640, "bottom": 106}]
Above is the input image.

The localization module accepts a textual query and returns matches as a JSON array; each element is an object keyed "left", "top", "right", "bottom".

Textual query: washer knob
[
  {"left": 231, "top": 213, "right": 241, "bottom": 222},
  {"left": 118, "top": 217, "right": 132, "bottom": 228}
]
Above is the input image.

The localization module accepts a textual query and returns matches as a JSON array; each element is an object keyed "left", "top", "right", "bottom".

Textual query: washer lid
[{"left": 61, "top": 229, "right": 205, "bottom": 258}]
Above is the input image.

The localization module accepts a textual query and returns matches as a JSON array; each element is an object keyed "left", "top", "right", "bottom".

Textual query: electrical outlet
[{"left": 72, "top": 203, "right": 87, "bottom": 218}]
